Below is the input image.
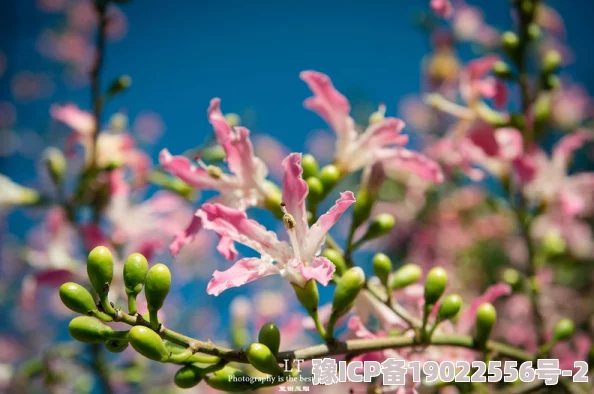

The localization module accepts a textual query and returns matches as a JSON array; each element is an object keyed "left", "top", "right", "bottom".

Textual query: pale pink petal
[
  {"left": 217, "top": 236, "right": 238, "bottom": 261},
  {"left": 552, "top": 130, "right": 593, "bottom": 167},
  {"left": 281, "top": 153, "right": 309, "bottom": 244},
  {"left": 458, "top": 283, "right": 511, "bottom": 333},
  {"left": 300, "top": 70, "right": 352, "bottom": 136},
  {"left": 170, "top": 214, "right": 203, "bottom": 256},
  {"left": 207, "top": 98, "right": 233, "bottom": 144},
  {"left": 198, "top": 203, "right": 292, "bottom": 262},
  {"left": 206, "top": 257, "right": 280, "bottom": 296},
  {"left": 358, "top": 118, "right": 408, "bottom": 153},
  {"left": 559, "top": 190, "right": 586, "bottom": 217},
  {"left": 304, "top": 191, "right": 356, "bottom": 259},
  {"left": 381, "top": 148, "right": 444, "bottom": 184},
  {"left": 298, "top": 256, "right": 335, "bottom": 286},
  {"left": 50, "top": 104, "right": 95, "bottom": 135},
  {"left": 430, "top": 0, "right": 453, "bottom": 18},
  {"left": 466, "top": 55, "right": 500, "bottom": 80},
  {"left": 225, "top": 126, "right": 268, "bottom": 187},
  {"left": 159, "top": 148, "right": 225, "bottom": 190},
  {"left": 348, "top": 316, "right": 377, "bottom": 339}
]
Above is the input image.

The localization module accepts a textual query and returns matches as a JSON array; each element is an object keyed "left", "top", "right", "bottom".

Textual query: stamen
[
  {"left": 194, "top": 155, "right": 223, "bottom": 179},
  {"left": 280, "top": 202, "right": 302, "bottom": 261},
  {"left": 369, "top": 103, "right": 387, "bottom": 125}
]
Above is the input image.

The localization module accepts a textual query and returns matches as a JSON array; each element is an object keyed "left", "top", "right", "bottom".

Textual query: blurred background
[{"left": 1, "top": 0, "right": 594, "bottom": 392}]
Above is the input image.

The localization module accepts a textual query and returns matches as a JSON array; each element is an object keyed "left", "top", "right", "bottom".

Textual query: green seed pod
[
  {"left": 492, "top": 61, "right": 512, "bottom": 79},
  {"left": 292, "top": 279, "right": 319, "bottom": 314},
  {"left": 352, "top": 189, "right": 373, "bottom": 228},
  {"left": 246, "top": 343, "right": 283, "bottom": 375},
  {"left": 332, "top": 267, "right": 365, "bottom": 316},
  {"left": 68, "top": 316, "right": 113, "bottom": 344},
  {"left": 301, "top": 154, "right": 319, "bottom": 179},
  {"left": 105, "top": 339, "right": 129, "bottom": 353},
  {"left": 319, "top": 165, "right": 340, "bottom": 190},
  {"left": 438, "top": 294, "right": 462, "bottom": 320},
  {"left": 553, "top": 318, "right": 575, "bottom": 342},
  {"left": 87, "top": 246, "right": 114, "bottom": 298},
  {"left": 124, "top": 253, "right": 149, "bottom": 296},
  {"left": 174, "top": 365, "right": 204, "bottom": 389},
  {"left": 501, "top": 31, "right": 519, "bottom": 51},
  {"left": 372, "top": 253, "right": 392, "bottom": 287},
  {"left": 59, "top": 282, "right": 98, "bottom": 315},
  {"left": 258, "top": 323, "right": 281, "bottom": 355},
  {"left": 475, "top": 303, "right": 497, "bottom": 346},
  {"left": 424, "top": 267, "right": 448, "bottom": 305},
  {"left": 205, "top": 366, "right": 254, "bottom": 392},
  {"left": 306, "top": 177, "right": 324, "bottom": 204},
  {"left": 322, "top": 248, "right": 347, "bottom": 276},
  {"left": 365, "top": 214, "right": 395, "bottom": 239},
  {"left": 145, "top": 263, "right": 171, "bottom": 312},
  {"left": 391, "top": 264, "right": 422, "bottom": 289},
  {"left": 129, "top": 326, "right": 170, "bottom": 362}
]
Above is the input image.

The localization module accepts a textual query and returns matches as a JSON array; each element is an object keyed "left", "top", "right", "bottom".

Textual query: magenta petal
[
  {"left": 382, "top": 148, "right": 444, "bottom": 184},
  {"left": 159, "top": 149, "right": 222, "bottom": 190},
  {"left": 216, "top": 236, "right": 238, "bottom": 261},
  {"left": 224, "top": 126, "right": 267, "bottom": 187},
  {"left": 207, "top": 98, "right": 233, "bottom": 144},
  {"left": 170, "top": 214, "right": 203, "bottom": 256},
  {"left": 206, "top": 257, "right": 280, "bottom": 296},
  {"left": 281, "top": 153, "right": 309, "bottom": 243},
  {"left": 299, "top": 256, "right": 335, "bottom": 286},
  {"left": 430, "top": 0, "right": 453, "bottom": 18},
  {"left": 359, "top": 118, "right": 407, "bottom": 153},
  {"left": 305, "top": 191, "right": 355, "bottom": 259},
  {"left": 50, "top": 104, "right": 95, "bottom": 135}
]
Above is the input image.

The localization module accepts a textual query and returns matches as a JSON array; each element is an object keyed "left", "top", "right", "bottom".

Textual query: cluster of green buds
[{"left": 299, "top": 154, "right": 342, "bottom": 218}]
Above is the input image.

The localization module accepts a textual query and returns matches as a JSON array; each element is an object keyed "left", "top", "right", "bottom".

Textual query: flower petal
[
  {"left": 458, "top": 283, "right": 511, "bottom": 334},
  {"left": 552, "top": 130, "right": 593, "bottom": 168},
  {"left": 430, "top": 0, "right": 453, "bottom": 18},
  {"left": 50, "top": 104, "right": 95, "bottom": 135},
  {"left": 159, "top": 148, "right": 228, "bottom": 190},
  {"left": 217, "top": 235, "right": 238, "bottom": 261},
  {"left": 170, "top": 214, "right": 203, "bottom": 256},
  {"left": 298, "top": 256, "right": 335, "bottom": 286},
  {"left": 304, "top": 191, "right": 355, "bottom": 259},
  {"left": 282, "top": 153, "right": 309, "bottom": 244},
  {"left": 198, "top": 203, "right": 292, "bottom": 262},
  {"left": 207, "top": 98, "right": 233, "bottom": 144},
  {"left": 225, "top": 126, "right": 268, "bottom": 188},
  {"left": 381, "top": 148, "right": 444, "bottom": 184},
  {"left": 206, "top": 257, "right": 280, "bottom": 296}
]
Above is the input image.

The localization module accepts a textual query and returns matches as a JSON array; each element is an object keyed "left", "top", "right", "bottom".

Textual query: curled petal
[
  {"left": 298, "top": 256, "right": 335, "bottom": 286},
  {"left": 381, "top": 148, "right": 444, "bottom": 184},
  {"left": 458, "top": 283, "right": 511, "bottom": 334},
  {"left": 207, "top": 257, "right": 280, "bottom": 296},
  {"left": 50, "top": 104, "right": 95, "bottom": 135},
  {"left": 552, "top": 130, "right": 593, "bottom": 168},
  {"left": 170, "top": 214, "right": 203, "bottom": 256},
  {"left": 217, "top": 236, "right": 238, "bottom": 261},
  {"left": 159, "top": 149, "right": 226, "bottom": 190},
  {"left": 304, "top": 191, "right": 356, "bottom": 260},
  {"left": 207, "top": 98, "right": 233, "bottom": 144},
  {"left": 359, "top": 118, "right": 408, "bottom": 153},
  {"left": 430, "top": 0, "right": 453, "bottom": 18},
  {"left": 282, "top": 153, "right": 309, "bottom": 244},
  {"left": 225, "top": 126, "right": 268, "bottom": 188},
  {"left": 198, "top": 203, "right": 292, "bottom": 262}
]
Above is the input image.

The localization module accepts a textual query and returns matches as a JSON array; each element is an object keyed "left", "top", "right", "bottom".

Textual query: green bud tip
[
  {"left": 246, "top": 343, "right": 283, "bottom": 375},
  {"left": 144, "top": 263, "right": 171, "bottom": 312},
  {"left": 306, "top": 177, "right": 324, "bottom": 202},
  {"left": 332, "top": 267, "right": 366, "bottom": 315},
  {"left": 353, "top": 189, "right": 374, "bottom": 227},
  {"left": 553, "top": 318, "right": 575, "bottom": 342},
  {"left": 68, "top": 316, "right": 113, "bottom": 344},
  {"left": 424, "top": 267, "right": 448, "bottom": 305},
  {"left": 438, "top": 294, "right": 462, "bottom": 320},
  {"left": 105, "top": 339, "right": 129, "bottom": 353},
  {"left": 258, "top": 322, "right": 281, "bottom": 355},
  {"left": 527, "top": 23, "right": 541, "bottom": 40},
  {"left": 367, "top": 213, "right": 395, "bottom": 238},
  {"left": 124, "top": 253, "right": 149, "bottom": 295},
  {"left": 492, "top": 61, "right": 512, "bottom": 78},
  {"left": 129, "top": 326, "right": 170, "bottom": 362},
  {"left": 292, "top": 279, "right": 319, "bottom": 313},
  {"left": 59, "top": 282, "right": 98, "bottom": 315},
  {"left": 319, "top": 165, "right": 341, "bottom": 189},
  {"left": 475, "top": 303, "right": 497, "bottom": 343},
  {"left": 301, "top": 154, "right": 319, "bottom": 179},
  {"left": 174, "top": 365, "right": 204, "bottom": 389},
  {"left": 543, "top": 50, "right": 562, "bottom": 74},
  {"left": 501, "top": 31, "right": 519, "bottom": 49},
  {"left": 322, "top": 248, "right": 347, "bottom": 276},
  {"left": 372, "top": 253, "right": 392, "bottom": 286},
  {"left": 391, "top": 264, "right": 422, "bottom": 289},
  {"left": 44, "top": 147, "right": 66, "bottom": 182},
  {"left": 87, "top": 246, "right": 114, "bottom": 297},
  {"left": 502, "top": 268, "right": 522, "bottom": 290}
]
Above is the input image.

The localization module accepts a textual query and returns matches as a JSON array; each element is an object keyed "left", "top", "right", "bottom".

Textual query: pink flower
[
  {"left": 460, "top": 55, "right": 507, "bottom": 108},
  {"left": 430, "top": 0, "right": 453, "bottom": 19},
  {"left": 160, "top": 98, "right": 273, "bottom": 256},
  {"left": 300, "top": 71, "right": 443, "bottom": 183},
  {"left": 199, "top": 153, "right": 355, "bottom": 295}
]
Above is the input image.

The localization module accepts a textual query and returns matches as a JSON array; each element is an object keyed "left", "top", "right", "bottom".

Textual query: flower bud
[
  {"left": 175, "top": 365, "right": 204, "bottom": 389},
  {"left": 527, "top": 23, "right": 541, "bottom": 40},
  {"left": 391, "top": 264, "right": 422, "bottom": 289},
  {"left": 145, "top": 263, "right": 171, "bottom": 312},
  {"left": 533, "top": 93, "right": 552, "bottom": 127},
  {"left": 263, "top": 181, "right": 283, "bottom": 218},
  {"left": 352, "top": 189, "right": 373, "bottom": 229},
  {"left": 59, "top": 282, "right": 98, "bottom": 315},
  {"left": 365, "top": 213, "right": 395, "bottom": 240},
  {"left": 301, "top": 154, "right": 319, "bottom": 179},
  {"left": 225, "top": 113, "right": 241, "bottom": 127},
  {"left": 107, "top": 75, "right": 132, "bottom": 96},
  {"left": 501, "top": 31, "right": 519, "bottom": 51},
  {"left": 438, "top": 294, "right": 462, "bottom": 320},
  {"left": 105, "top": 339, "right": 129, "bottom": 353},
  {"left": 332, "top": 267, "right": 365, "bottom": 316},
  {"left": 43, "top": 147, "right": 66, "bottom": 184},
  {"left": 246, "top": 343, "right": 283, "bottom": 375},
  {"left": 553, "top": 318, "right": 575, "bottom": 342},
  {"left": 124, "top": 253, "right": 149, "bottom": 296},
  {"left": 543, "top": 74, "right": 560, "bottom": 90},
  {"left": 424, "top": 267, "right": 448, "bottom": 305},
  {"left": 258, "top": 323, "right": 281, "bottom": 355},
  {"left": 542, "top": 231, "right": 566, "bottom": 257},
  {"left": 372, "top": 253, "right": 392, "bottom": 288},
  {"left": 306, "top": 177, "right": 324, "bottom": 204},
  {"left": 322, "top": 248, "right": 347, "bottom": 276},
  {"left": 475, "top": 303, "right": 497, "bottom": 346},
  {"left": 292, "top": 279, "right": 319, "bottom": 314},
  {"left": 502, "top": 268, "right": 522, "bottom": 291},
  {"left": 319, "top": 165, "right": 340, "bottom": 190},
  {"left": 542, "top": 50, "right": 562, "bottom": 74},
  {"left": 492, "top": 61, "right": 512, "bottom": 79},
  {"left": 87, "top": 246, "right": 114, "bottom": 298},
  {"left": 205, "top": 366, "right": 254, "bottom": 392},
  {"left": 68, "top": 316, "right": 114, "bottom": 344},
  {"left": 129, "top": 326, "right": 170, "bottom": 362}
]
